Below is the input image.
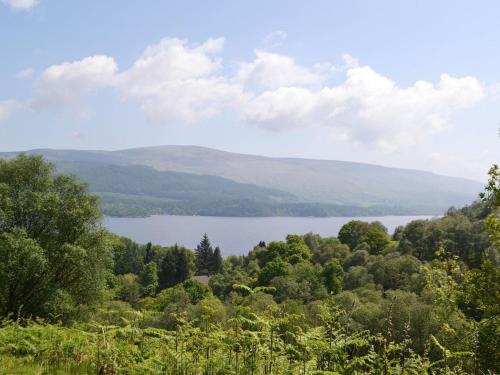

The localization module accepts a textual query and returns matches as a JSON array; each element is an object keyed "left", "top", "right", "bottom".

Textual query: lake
[{"left": 103, "top": 215, "right": 434, "bottom": 256}]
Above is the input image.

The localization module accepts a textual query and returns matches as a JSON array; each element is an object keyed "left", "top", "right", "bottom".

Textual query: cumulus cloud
[
  {"left": 115, "top": 37, "right": 244, "bottom": 123},
  {"left": 243, "top": 66, "right": 484, "bottom": 150},
  {"left": 17, "top": 36, "right": 488, "bottom": 150},
  {"left": 33, "top": 55, "right": 117, "bottom": 107},
  {"left": 2, "top": 0, "right": 38, "bottom": 11},
  {"left": 237, "top": 50, "right": 325, "bottom": 90}
]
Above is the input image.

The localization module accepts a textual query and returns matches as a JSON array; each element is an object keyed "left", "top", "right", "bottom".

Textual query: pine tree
[
  {"left": 195, "top": 233, "right": 214, "bottom": 275},
  {"left": 212, "top": 246, "right": 223, "bottom": 274},
  {"left": 144, "top": 242, "right": 154, "bottom": 264},
  {"left": 158, "top": 244, "right": 194, "bottom": 289}
]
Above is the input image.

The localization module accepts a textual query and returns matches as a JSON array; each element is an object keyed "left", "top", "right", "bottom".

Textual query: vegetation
[
  {"left": 1, "top": 146, "right": 481, "bottom": 217},
  {"left": 0, "top": 156, "right": 498, "bottom": 374},
  {"left": 53, "top": 162, "right": 433, "bottom": 218}
]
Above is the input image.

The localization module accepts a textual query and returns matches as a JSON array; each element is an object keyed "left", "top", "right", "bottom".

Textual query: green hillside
[{"left": 0, "top": 146, "right": 483, "bottom": 216}]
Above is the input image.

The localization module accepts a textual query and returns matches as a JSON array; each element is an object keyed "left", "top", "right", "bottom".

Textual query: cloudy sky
[{"left": 1, "top": 0, "right": 498, "bottom": 181}]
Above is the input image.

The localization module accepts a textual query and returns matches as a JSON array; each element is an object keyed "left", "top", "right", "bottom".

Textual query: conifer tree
[
  {"left": 144, "top": 242, "right": 154, "bottom": 264},
  {"left": 159, "top": 244, "right": 194, "bottom": 289},
  {"left": 139, "top": 261, "right": 159, "bottom": 296},
  {"left": 212, "top": 246, "right": 224, "bottom": 274},
  {"left": 195, "top": 233, "right": 214, "bottom": 275}
]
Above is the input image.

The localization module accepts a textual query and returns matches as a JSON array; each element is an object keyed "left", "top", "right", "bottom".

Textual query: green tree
[
  {"left": 195, "top": 233, "right": 214, "bottom": 275},
  {"left": 285, "top": 234, "right": 312, "bottom": 263},
  {"left": 111, "top": 236, "right": 144, "bottom": 275},
  {"left": 311, "top": 237, "right": 350, "bottom": 265},
  {"left": 211, "top": 246, "right": 224, "bottom": 274},
  {"left": 344, "top": 266, "right": 374, "bottom": 290},
  {"left": 257, "top": 257, "right": 289, "bottom": 286},
  {"left": 480, "top": 164, "right": 500, "bottom": 207},
  {"left": 159, "top": 245, "right": 195, "bottom": 290},
  {"left": 338, "top": 220, "right": 370, "bottom": 249},
  {"left": 0, "top": 155, "right": 112, "bottom": 318},
  {"left": 116, "top": 273, "right": 141, "bottom": 307},
  {"left": 0, "top": 229, "right": 48, "bottom": 315},
  {"left": 398, "top": 220, "right": 428, "bottom": 258},
  {"left": 182, "top": 279, "right": 211, "bottom": 304},
  {"left": 139, "top": 261, "right": 159, "bottom": 296},
  {"left": 480, "top": 164, "right": 500, "bottom": 249},
  {"left": 360, "top": 226, "right": 391, "bottom": 255},
  {"left": 322, "top": 260, "right": 344, "bottom": 294}
]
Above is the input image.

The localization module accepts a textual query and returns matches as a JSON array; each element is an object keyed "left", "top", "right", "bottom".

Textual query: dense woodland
[
  {"left": 62, "top": 161, "right": 429, "bottom": 218},
  {"left": 0, "top": 155, "right": 498, "bottom": 374}
]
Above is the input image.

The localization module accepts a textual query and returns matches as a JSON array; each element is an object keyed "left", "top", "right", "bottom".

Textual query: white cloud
[
  {"left": 0, "top": 100, "right": 21, "bottom": 121},
  {"left": 16, "top": 68, "right": 35, "bottom": 79},
  {"left": 32, "top": 38, "right": 243, "bottom": 123},
  {"left": 243, "top": 66, "right": 484, "bottom": 150},
  {"left": 237, "top": 50, "right": 324, "bottom": 90},
  {"left": 261, "top": 30, "right": 287, "bottom": 49},
  {"left": 33, "top": 55, "right": 117, "bottom": 107},
  {"left": 115, "top": 37, "right": 243, "bottom": 123},
  {"left": 15, "top": 36, "right": 488, "bottom": 150},
  {"left": 2, "top": 0, "right": 38, "bottom": 11}
]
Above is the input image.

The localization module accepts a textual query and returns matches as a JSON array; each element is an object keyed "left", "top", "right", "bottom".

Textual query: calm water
[{"left": 104, "top": 215, "right": 434, "bottom": 256}]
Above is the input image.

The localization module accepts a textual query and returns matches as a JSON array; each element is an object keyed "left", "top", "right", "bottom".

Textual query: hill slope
[{"left": 0, "top": 146, "right": 482, "bottom": 216}]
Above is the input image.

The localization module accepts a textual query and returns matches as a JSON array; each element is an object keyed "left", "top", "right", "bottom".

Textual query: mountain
[{"left": 0, "top": 146, "right": 483, "bottom": 217}]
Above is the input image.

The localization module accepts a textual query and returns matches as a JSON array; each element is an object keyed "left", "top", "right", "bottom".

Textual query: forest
[{"left": 0, "top": 155, "right": 498, "bottom": 374}]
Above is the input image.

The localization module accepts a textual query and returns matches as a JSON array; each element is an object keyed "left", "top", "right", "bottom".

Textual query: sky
[{"left": 0, "top": 0, "right": 498, "bottom": 182}]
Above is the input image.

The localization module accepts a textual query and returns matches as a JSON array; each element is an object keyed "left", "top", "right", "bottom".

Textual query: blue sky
[{"left": 0, "top": 0, "right": 498, "bottom": 181}]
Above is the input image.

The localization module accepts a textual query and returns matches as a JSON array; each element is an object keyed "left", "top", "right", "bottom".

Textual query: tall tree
[
  {"left": 195, "top": 233, "right": 214, "bottom": 275},
  {"left": 0, "top": 155, "right": 112, "bottom": 318},
  {"left": 211, "top": 246, "right": 224, "bottom": 274},
  {"left": 139, "top": 261, "right": 159, "bottom": 296},
  {"left": 144, "top": 242, "right": 154, "bottom": 264}
]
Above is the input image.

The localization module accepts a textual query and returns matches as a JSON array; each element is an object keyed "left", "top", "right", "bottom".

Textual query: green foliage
[
  {"left": 59, "top": 162, "right": 424, "bottom": 218},
  {"left": 257, "top": 257, "right": 290, "bottom": 286},
  {"left": 338, "top": 220, "right": 371, "bottom": 249},
  {"left": 139, "top": 262, "right": 159, "bottom": 297},
  {"left": 0, "top": 155, "right": 113, "bottom": 319},
  {"left": 360, "top": 226, "right": 391, "bottom": 255},
  {"left": 111, "top": 236, "right": 145, "bottom": 275},
  {"left": 479, "top": 163, "right": 500, "bottom": 207},
  {"left": 181, "top": 279, "right": 212, "bottom": 304},
  {"left": 369, "top": 253, "right": 423, "bottom": 292},
  {"left": 212, "top": 246, "right": 224, "bottom": 274},
  {"left": 115, "top": 273, "right": 141, "bottom": 307},
  {"left": 397, "top": 204, "right": 490, "bottom": 267},
  {"left": 285, "top": 234, "right": 313, "bottom": 263},
  {"left": 322, "top": 260, "right": 344, "bottom": 294},
  {"left": 159, "top": 245, "right": 195, "bottom": 289},
  {"left": 338, "top": 220, "right": 390, "bottom": 254},
  {"left": 195, "top": 233, "right": 223, "bottom": 275},
  {"left": 0, "top": 157, "right": 498, "bottom": 374}
]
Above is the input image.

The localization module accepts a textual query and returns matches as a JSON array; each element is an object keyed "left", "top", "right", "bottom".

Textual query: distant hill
[{"left": 0, "top": 146, "right": 483, "bottom": 217}]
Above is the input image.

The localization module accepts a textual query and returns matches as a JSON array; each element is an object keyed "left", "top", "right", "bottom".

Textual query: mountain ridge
[
  {"left": 0, "top": 145, "right": 482, "bottom": 217},
  {"left": 5, "top": 145, "right": 482, "bottom": 182}
]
